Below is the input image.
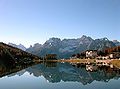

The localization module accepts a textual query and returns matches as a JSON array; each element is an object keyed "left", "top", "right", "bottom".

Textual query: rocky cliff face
[
  {"left": 88, "top": 38, "right": 115, "bottom": 50},
  {"left": 26, "top": 35, "right": 117, "bottom": 59}
]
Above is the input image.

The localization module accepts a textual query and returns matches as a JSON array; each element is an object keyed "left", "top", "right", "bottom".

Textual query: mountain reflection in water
[{"left": 0, "top": 61, "right": 120, "bottom": 85}]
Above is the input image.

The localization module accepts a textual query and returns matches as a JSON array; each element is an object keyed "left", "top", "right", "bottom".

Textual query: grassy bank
[
  {"left": 60, "top": 59, "right": 96, "bottom": 63},
  {"left": 111, "top": 60, "right": 120, "bottom": 69},
  {"left": 44, "top": 59, "right": 120, "bottom": 69},
  {"left": 45, "top": 59, "right": 96, "bottom": 63}
]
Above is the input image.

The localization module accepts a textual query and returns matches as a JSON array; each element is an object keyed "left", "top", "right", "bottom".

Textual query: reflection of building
[
  {"left": 109, "top": 52, "right": 120, "bottom": 59},
  {"left": 86, "top": 50, "right": 98, "bottom": 59},
  {"left": 26, "top": 63, "right": 120, "bottom": 85}
]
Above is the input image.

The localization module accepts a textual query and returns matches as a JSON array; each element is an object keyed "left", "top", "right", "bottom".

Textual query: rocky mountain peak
[
  {"left": 113, "top": 40, "right": 119, "bottom": 43},
  {"left": 80, "top": 35, "right": 88, "bottom": 39},
  {"left": 26, "top": 36, "right": 117, "bottom": 58},
  {"left": 46, "top": 37, "right": 61, "bottom": 43},
  {"left": 8, "top": 43, "right": 26, "bottom": 51},
  {"left": 113, "top": 40, "right": 120, "bottom": 46},
  {"left": 100, "top": 37, "right": 109, "bottom": 41},
  {"left": 34, "top": 43, "right": 42, "bottom": 47},
  {"left": 44, "top": 37, "right": 61, "bottom": 47},
  {"left": 79, "top": 35, "right": 93, "bottom": 45}
]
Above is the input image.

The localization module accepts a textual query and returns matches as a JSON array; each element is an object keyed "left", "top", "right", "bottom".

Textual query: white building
[{"left": 86, "top": 50, "right": 98, "bottom": 59}]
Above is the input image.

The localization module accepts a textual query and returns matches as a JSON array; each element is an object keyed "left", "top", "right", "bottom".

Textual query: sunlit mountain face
[{"left": 26, "top": 35, "right": 118, "bottom": 58}]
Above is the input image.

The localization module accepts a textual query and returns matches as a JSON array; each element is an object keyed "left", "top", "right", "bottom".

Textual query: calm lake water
[{"left": 0, "top": 62, "right": 120, "bottom": 89}]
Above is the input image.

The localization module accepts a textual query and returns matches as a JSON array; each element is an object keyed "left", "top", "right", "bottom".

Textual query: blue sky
[{"left": 0, "top": 0, "right": 120, "bottom": 47}]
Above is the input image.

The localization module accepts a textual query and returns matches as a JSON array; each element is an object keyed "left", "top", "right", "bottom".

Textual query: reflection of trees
[
  {"left": 0, "top": 60, "right": 17, "bottom": 77},
  {"left": 26, "top": 63, "right": 120, "bottom": 85},
  {"left": 0, "top": 62, "right": 120, "bottom": 85},
  {"left": 43, "top": 62, "right": 57, "bottom": 67}
]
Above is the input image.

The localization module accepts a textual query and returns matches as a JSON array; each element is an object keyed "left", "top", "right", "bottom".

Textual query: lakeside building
[
  {"left": 85, "top": 50, "right": 98, "bottom": 59},
  {"left": 71, "top": 46, "right": 120, "bottom": 60},
  {"left": 109, "top": 52, "right": 120, "bottom": 59}
]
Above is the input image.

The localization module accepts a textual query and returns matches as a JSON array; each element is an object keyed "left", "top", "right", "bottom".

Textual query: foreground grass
[
  {"left": 47, "top": 58, "right": 96, "bottom": 63},
  {"left": 111, "top": 60, "right": 120, "bottom": 69},
  {"left": 61, "top": 59, "right": 96, "bottom": 63}
]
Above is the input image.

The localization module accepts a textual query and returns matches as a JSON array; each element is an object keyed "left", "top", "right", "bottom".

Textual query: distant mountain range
[
  {"left": 113, "top": 40, "right": 120, "bottom": 46},
  {"left": 25, "top": 35, "right": 120, "bottom": 59},
  {"left": 8, "top": 43, "right": 26, "bottom": 51}
]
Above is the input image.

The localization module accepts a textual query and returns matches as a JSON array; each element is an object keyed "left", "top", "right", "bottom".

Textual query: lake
[{"left": 0, "top": 62, "right": 120, "bottom": 89}]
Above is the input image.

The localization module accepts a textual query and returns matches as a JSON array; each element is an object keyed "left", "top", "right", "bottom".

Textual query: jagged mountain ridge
[
  {"left": 26, "top": 35, "right": 119, "bottom": 59},
  {"left": 8, "top": 43, "right": 26, "bottom": 51},
  {"left": 113, "top": 40, "right": 120, "bottom": 46}
]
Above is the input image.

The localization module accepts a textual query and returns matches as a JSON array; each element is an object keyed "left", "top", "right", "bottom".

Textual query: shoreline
[{"left": 41, "top": 59, "right": 120, "bottom": 69}]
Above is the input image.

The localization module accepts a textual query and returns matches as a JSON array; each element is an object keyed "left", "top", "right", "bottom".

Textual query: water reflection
[
  {"left": 26, "top": 62, "right": 120, "bottom": 85},
  {"left": 0, "top": 61, "right": 120, "bottom": 85}
]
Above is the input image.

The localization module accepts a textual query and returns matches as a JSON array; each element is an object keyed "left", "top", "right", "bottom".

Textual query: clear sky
[{"left": 0, "top": 0, "right": 120, "bottom": 47}]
